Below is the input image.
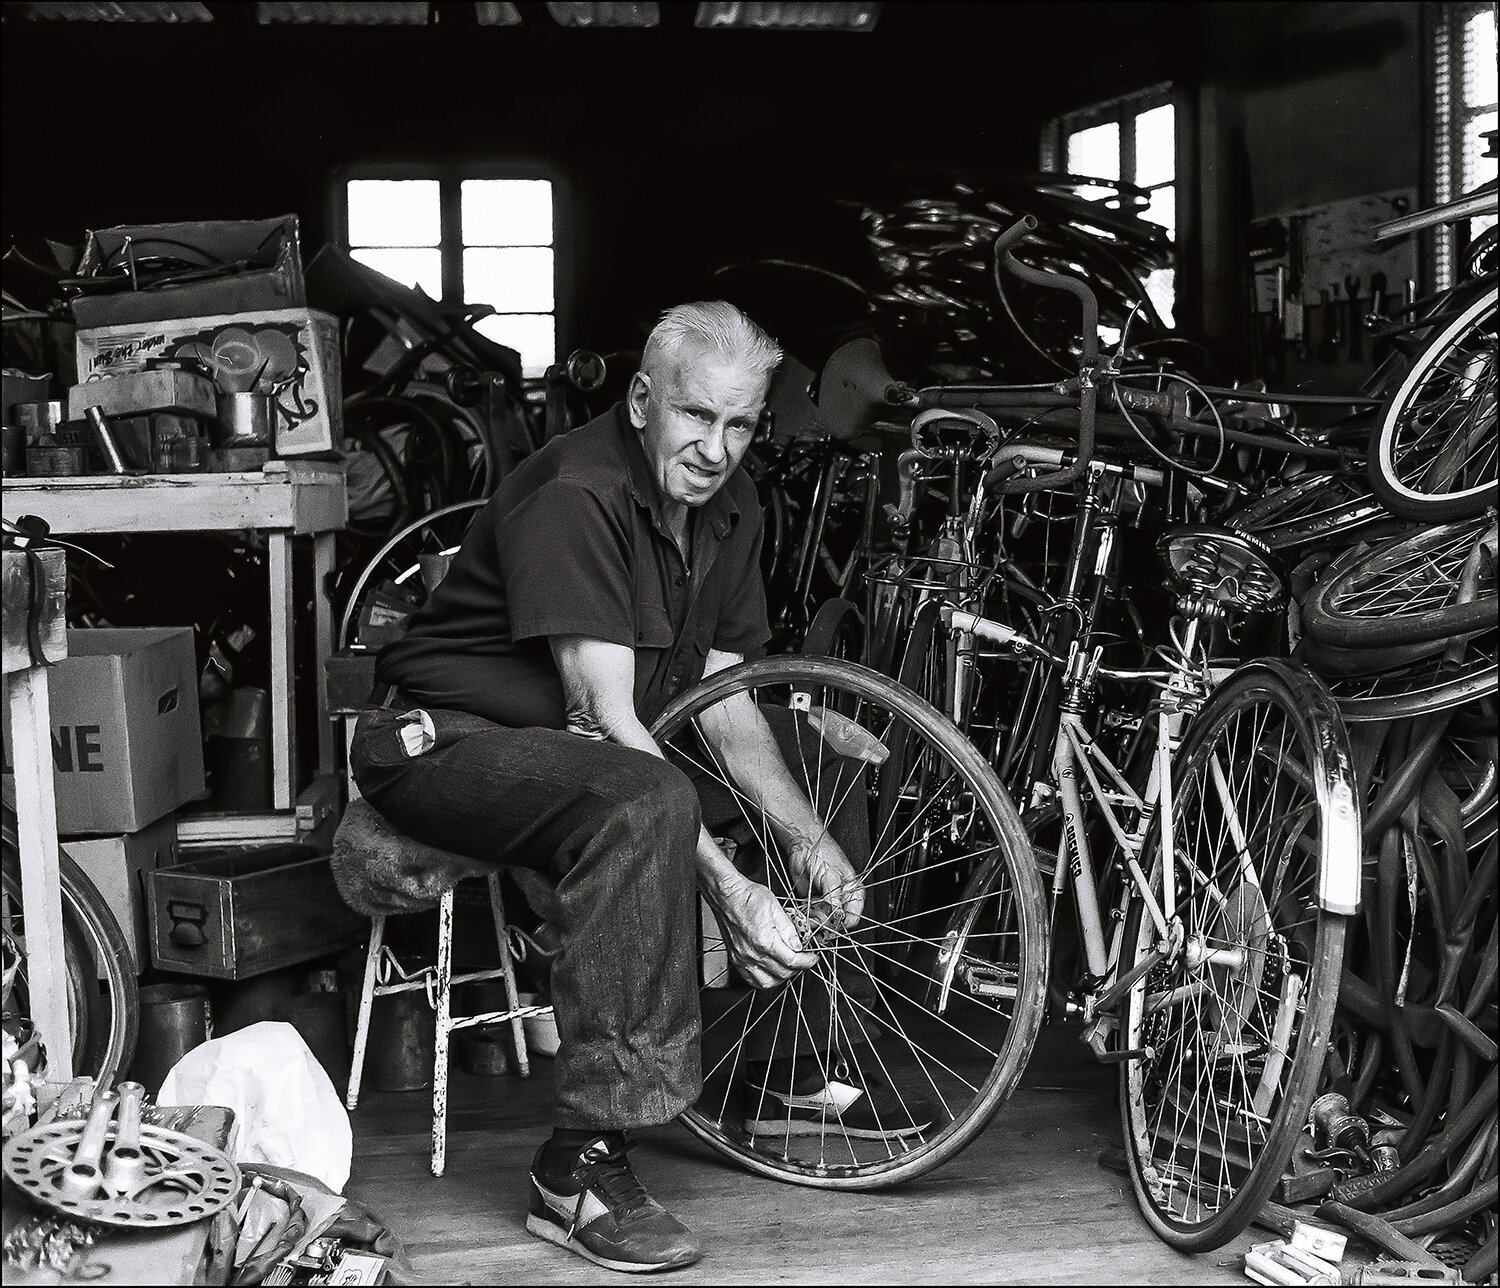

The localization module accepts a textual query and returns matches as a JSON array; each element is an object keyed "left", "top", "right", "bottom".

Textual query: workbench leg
[
  {"left": 268, "top": 533, "right": 295, "bottom": 812},
  {"left": 313, "top": 532, "right": 337, "bottom": 779},
  {"left": 7, "top": 669, "right": 74, "bottom": 1083}
]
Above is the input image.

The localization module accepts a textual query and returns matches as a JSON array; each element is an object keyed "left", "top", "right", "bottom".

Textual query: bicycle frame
[{"left": 958, "top": 600, "right": 1224, "bottom": 1024}]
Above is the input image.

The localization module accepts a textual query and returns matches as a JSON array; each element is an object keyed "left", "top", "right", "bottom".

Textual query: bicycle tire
[
  {"left": 1300, "top": 516, "right": 1497, "bottom": 649},
  {"left": 1369, "top": 286, "right": 1498, "bottom": 522},
  {"left": 800, "top": 597, "right": 865, "bottom": 663},
  {"left": 1325, "top": 633, "right": 1497, "bottom": 724},
  {"left": 2, "top": 805, "right": 139, "bottom": 1087},
  {"left": 1118, "top": 660, "right": 1354, "bottom": 1251},
  {"left": 649, "top": 655, "right": 1048, "bottom": 1189}
]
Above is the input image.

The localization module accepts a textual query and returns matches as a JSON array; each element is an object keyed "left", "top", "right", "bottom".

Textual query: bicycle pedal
[{"left": 1094, "top": 1047, "right": 1152, "bottom": 1063}]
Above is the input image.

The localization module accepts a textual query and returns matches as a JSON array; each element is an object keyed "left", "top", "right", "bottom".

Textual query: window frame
[
  {"left": 1424, "top": 1, "right": 1498, "bottom": 291},
  {"left": 1039, "top": 81, "right": 1190, "bottom": 329},
  {"left": 332, "top": 161, "right": 570, "bottom": 380}
]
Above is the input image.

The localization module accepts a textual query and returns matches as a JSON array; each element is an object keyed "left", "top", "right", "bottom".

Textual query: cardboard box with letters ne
[
  {"left": 1, "top": 628, "right": 206, "bottom": 834},
  {"left": 62, "top": 812, "right": 179, "bottom": 974},
  {"left": 74, "top": 307, "right": 343, "bottom": 457}
]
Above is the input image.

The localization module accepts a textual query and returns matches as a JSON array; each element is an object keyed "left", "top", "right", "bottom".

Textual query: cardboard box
[
  {"left": 67, "top": 367, "right": 216, "bottom": 422},
  {"left": 74, "top": 307, "right": 342, "bottom": 458},
  {"left": 2, "top": 628, "right": 206, "bottom": 834},
  {"left": 69, "top": 216, "right": 306, "bottom": 330},
  {"left": 62, "top": 812, "right": 179, "bottom": 974},
  {"left": 148, "top": 844, "right": 366, "bottom": 980}
]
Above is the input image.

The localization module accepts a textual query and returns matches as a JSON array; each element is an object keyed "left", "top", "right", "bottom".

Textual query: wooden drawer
[{"left": 147, "top": 844, "right": 365, "bottom": 980}]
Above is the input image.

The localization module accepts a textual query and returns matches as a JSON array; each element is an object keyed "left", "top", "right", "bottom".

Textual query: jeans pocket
[{"left": 349, "top": 707, "right": 414, "bottom": 774}]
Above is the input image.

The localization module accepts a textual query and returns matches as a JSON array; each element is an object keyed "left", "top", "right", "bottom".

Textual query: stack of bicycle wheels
[{"left": 1227, "top": 280, "right": 1496, "bottom": 1282}]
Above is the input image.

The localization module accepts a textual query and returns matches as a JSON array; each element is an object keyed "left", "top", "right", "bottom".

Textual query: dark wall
[
  {"left": 3, "top": 1, "right": 1199, "bottom": 350},
  {"left": 1188, "top": 1, "right": 1422, "bottom": 369}
]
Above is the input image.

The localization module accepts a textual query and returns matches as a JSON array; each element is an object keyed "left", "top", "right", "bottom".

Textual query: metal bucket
[
  {"left": 128, "top": 983, "right": 213, "bottom": 1095},
  {"left": 274, "top": 991, "right": 351, "bottom": 1095},
  {"left": 364, "top": 981, "right": 434, "bottom": 1092}
]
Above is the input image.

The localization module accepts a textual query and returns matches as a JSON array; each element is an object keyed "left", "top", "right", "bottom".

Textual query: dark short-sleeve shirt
[{"left": 376, "top": 403, "right": 770, "bottom": 729}]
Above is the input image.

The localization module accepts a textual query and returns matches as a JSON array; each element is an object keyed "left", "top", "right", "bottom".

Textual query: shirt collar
[{"left": 614, "top": 402, "right": 739, "bottom": 540}]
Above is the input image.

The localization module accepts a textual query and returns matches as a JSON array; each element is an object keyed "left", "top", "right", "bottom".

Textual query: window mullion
[
  {"left": 440, "top": 178, "right": 463, "bottom": 307},
  {"left": 1120, "top": 108, "right": 1137, "bottom": 190}
]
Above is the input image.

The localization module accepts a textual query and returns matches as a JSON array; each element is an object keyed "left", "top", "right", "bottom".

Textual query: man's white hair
[{"left": 641, "top": 300, "right": 783, "bottom": 383}]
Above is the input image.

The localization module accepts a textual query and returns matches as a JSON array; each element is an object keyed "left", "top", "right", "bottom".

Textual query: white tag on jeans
[{"left": 398, "top": 709, "right": 436, "bottom": 757}]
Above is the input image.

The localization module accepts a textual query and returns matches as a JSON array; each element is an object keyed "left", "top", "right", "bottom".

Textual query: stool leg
[
  {"left": 347, "top": 915, "right": 386, "bottom": 1112},
  {"left": 486, "top": 872, "right": 531, "bottom": 1079},
  {"left": 431, "top": 887, "right": 454, "bottom": 1178}
]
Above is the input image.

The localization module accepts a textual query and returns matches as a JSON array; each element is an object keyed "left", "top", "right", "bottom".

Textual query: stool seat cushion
[{"left": 330, "top": 796, "right": 491, "bottom": 917}]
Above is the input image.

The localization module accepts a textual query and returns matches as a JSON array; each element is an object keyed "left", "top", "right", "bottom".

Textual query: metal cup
[{"left": 214, "top": 392, "right": 273, "bottom": 448}]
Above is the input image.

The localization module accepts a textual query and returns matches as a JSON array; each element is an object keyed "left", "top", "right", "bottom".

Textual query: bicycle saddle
[{"left": 1159, "top": 525, "right": 1287, "bottom": 614}]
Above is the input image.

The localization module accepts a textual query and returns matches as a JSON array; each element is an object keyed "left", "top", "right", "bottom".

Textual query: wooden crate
[{"left": 147, "top": 843, "right": 365, "bottom": 980}]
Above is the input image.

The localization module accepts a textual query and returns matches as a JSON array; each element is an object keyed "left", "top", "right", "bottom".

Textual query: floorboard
[{"left": 345, "top": 1020, "right": 1263, "bottom": 1284}]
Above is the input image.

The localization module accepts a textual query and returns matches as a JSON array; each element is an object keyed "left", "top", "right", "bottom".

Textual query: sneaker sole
[
  {"left": 742, "top": 1116, "right": 932, "bottom": 1140},
  {"left": 526, "top": 1212, "right": 703, "bottom": 1273}
]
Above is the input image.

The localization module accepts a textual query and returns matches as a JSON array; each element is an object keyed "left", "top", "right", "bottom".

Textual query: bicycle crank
[{"left": 3, "top": 1119, "right": 240, "bottom": 1228}]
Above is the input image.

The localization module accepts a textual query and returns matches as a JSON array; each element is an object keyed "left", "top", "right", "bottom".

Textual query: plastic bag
[{"left": 157, "top": 1020, "right": 352, "bottom": 1193}]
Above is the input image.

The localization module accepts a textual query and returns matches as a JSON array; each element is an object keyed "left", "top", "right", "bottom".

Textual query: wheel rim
[
  {"left": 651, "top": 657, "right": 1046, "bottom": 1187},
  {"left": 1377, "top": 292, "right": 1498, "bottom": 513},
  {"left": 1122, "top": 666, "right": 1345, "bottom": 1241},
  {"left": 1312, "top": 515, "right": 1497, "bottom": 639}
]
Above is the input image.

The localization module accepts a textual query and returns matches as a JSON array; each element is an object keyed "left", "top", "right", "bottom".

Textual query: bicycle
[
  {"left": 1, "top": 801, "right": 139, "bottom": 1092},
  {"left": 900, "top": 217, "right": 1362, "bottom": 1249}
]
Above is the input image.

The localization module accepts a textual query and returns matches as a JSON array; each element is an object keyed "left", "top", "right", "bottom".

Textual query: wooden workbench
[{"left": 2, "top": 462, "right": 347, "bottom": 848}]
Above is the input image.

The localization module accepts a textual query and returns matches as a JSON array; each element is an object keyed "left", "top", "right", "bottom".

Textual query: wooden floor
[{"left": 345, "top": 1020, "right": 1263, "bottom": 1285}]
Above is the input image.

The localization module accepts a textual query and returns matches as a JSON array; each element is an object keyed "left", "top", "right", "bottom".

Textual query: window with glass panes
[
  {"left": 1041, "top": 85, "right": 1177, "bottom": 327},
  {"left": 1429, "top": 1, "right": 1498, "bottom": 289},
  {"left": 343, "top": 176, "right": 557, "bottom": 379}
]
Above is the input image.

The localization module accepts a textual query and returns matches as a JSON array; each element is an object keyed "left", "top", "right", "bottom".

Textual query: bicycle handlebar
[
  {"left": 982, "top": 441, "right": 1169, "bottom": 492},
  {"left": 990, "top": 215, "right": 1100, "bottom": 494}
]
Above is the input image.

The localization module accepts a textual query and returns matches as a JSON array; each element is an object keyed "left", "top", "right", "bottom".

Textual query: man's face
[{"left": 628, "top": 347, "right": 767, "bottom": 515}]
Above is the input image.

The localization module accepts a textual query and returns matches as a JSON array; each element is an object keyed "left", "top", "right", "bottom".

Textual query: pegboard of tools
[{"left": 1248, "top": 189, "right": 1420, "bottom": 380}]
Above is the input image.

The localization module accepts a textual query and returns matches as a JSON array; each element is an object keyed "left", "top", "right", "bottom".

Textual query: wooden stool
[{"left": 331, "top": 797, "right": 554, "bottom": 1177}]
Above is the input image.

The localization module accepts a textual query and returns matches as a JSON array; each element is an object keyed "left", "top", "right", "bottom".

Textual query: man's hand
[
  {"left": 786, "top": 830, "right": 865, "bottom": 930},
  {"left": 713, "top": 879, "right": 818, "bottom": 990}
]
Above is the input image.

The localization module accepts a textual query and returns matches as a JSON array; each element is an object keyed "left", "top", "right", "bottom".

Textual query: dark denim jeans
[{"left": 350, "top": 698, "right": 870, "bottom": 1132}]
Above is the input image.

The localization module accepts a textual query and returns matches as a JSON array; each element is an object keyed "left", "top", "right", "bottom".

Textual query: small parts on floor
[{"left": 1243, "top": 1219, "right": 1467, "bottom": 1286}]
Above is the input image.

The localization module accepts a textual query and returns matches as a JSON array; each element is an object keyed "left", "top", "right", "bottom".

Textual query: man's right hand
[{"left": 715, "top": 879, "right": 818, "bottom": 990}]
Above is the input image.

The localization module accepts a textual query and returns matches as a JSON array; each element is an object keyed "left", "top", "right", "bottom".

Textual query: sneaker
[
  {"left": 527, "top": 1136, "right": 704, "bottom": 1273},
  {"left": 742, "top": 1055, "right": 937, "bottom": 1140}
]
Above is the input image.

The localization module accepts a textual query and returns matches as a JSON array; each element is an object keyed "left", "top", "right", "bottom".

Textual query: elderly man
[{"left": 352, "top": 301, "right": 927, "bottom": 1272}]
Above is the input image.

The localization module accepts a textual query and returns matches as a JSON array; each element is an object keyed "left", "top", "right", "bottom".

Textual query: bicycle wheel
[
  {"left": 1369, "top": 286, "right": 1498, "bottom": 522},
  {"left": 1226, "top": 470, "right": 1392, "bottom": 552},
  {"left": 650, "top": 656, "right": 1048, "bottom": 1188},
  {"left": 1118, "top": 660, "right": 1354, "bottom": 1251},
  {"left": 2, "top": 806, "right": 139, "bottom": 1087},
  {"left": 1324, "top": 631, "right": 1497, "bottom": 724},
  {"left": 1300, "top": 515, "right": 1497, "bottom": 649},
  {"left": 337, "top": 499, "right": 486, "bottom": 650}
]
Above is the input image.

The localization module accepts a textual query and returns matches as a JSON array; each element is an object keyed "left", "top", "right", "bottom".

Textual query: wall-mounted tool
[
  {"left": 1317, "top": 283, "right": 1343, "bottom": 363},
  {"left": 1344, "top": 275, "right": 1363, "bottom": 363},
  {"left": 1285, "top": 215, "right": 1308, "bottom": 361}
]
